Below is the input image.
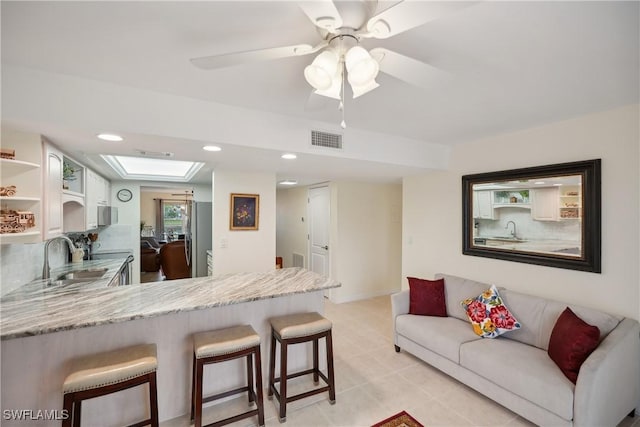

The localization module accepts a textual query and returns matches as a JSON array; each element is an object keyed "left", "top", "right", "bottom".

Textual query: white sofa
[{"left": 391, "top": 273, "right": 640, "bottom": 427}]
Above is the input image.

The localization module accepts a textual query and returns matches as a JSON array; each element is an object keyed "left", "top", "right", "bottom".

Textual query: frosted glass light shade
[
  {"left": 315, "top": 72, "right": 343, "bottom": 100},
  {"left": 304, "top": 51, "right": 339, "bottom": 90},
  {"left": 345, "top": 46, "right": 379, "bottom": 86},
  {"left": 351, "top": 79, "right": 380, "bottom": 99}
]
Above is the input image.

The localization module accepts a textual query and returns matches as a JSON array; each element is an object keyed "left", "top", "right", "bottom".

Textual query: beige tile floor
[{"left": 163, "top": 295, "right": 639, "bottom": 427}]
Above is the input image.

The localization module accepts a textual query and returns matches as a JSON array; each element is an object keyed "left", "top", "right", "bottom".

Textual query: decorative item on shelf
[
  {"left": 0, "top": 185, "right": 17, "bottom": 197},
  {"left": 62, "top": 161, "right": 77, "bottom": 190},
  {"left": 0, "top": 148, "right": 16, "bottom": 159},
  {"left": 0, "top": 209, "right": 36, "bottom": 234},
  {"left": 87, "top": 233, "right": 99, "bottom": 242},
  {"left": 510, "top": 196, "right": 518, "bottom": 203},
  {"left": 566, "top": 191, "right": 579, "bottom": 196},
  {"left": 560, "top": 209, "right": 580, "bottom": 219}
]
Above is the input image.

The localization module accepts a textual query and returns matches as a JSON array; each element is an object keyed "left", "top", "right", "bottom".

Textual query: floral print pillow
[{"left": 461, "top": 285, "right": 521, "bottom": 338}]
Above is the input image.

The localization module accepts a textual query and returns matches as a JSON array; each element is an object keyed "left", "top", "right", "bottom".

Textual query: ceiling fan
[{"left": 190, "top": 0, "right": 470, "bottom": 127}]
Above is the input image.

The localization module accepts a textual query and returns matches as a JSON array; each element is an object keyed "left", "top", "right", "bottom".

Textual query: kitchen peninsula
[{"left": 1, "top": 268, "right": 340, "bottom": 426}]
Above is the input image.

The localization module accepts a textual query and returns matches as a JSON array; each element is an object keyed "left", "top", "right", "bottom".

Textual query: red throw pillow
[
  {"left": 548, "top": 307, "right": 600, "bottom": 384},
  {"left": 407, "top": 277, "right": 447, "bottom": 317}
]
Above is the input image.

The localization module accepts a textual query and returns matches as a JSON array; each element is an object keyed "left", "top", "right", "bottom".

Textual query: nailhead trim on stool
[
  {"left": 191, "top": 325, "right": 265, "bottom": 427},
  {"left": 268, "top": 312, "right": 336, "bottom": 423},
  {"left": 62, "top": 343, "right": 159, "bottom": 427}
]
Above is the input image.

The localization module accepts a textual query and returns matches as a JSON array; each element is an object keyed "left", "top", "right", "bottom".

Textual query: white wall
[
  {"left": 403, "top": 105, "right": 639, "bottom": 320},
  {"left": 109, "top": 181, "right": 141, "bottom": 284},
  {"left": 212, "top": 171, "right": 276, "bottom": 274},
  {"left": 329, "top": 181, "right": 403, "bottom": 303},
  {"left": 276, "top": 186, "right": 309, "bottom": 268}
]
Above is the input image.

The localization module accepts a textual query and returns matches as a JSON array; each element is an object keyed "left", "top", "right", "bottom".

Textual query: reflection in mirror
[{"left": 462, "top": 160, "right": 601, "bottom": 273}]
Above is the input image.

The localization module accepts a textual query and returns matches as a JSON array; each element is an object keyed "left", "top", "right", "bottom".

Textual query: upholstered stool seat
[
  {"left": 191, "top": 325, "right": 265, "bottom": 427},
  {"left": 62, "top": 343, "right": 158, "bottom": 427},
  {"left": 268, "top": 312, "right": 336, "bottom": 422}
]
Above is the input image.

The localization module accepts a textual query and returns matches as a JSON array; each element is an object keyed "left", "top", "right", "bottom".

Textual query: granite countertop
[
  {"left": 476, "top": 238, "right": 581, "bottom": 254},
  {"left": 0, "top": 267, "right": 340, "bottom": 340}
]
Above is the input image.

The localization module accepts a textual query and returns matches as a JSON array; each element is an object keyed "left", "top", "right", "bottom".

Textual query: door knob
[{"left": 322, "top": 245, "right": 329, "bottom": 250}]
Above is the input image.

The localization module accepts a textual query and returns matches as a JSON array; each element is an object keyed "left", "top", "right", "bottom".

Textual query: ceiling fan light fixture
[
  {"left": 345, "top": 46, "right": 379, "bottom": 86},
  {"left": 304, "top": 50, "right": 339, "bottom": 90},
  {"left": 351, "top": 79, "right": 380, "bottom": 99},
  {"left": 314, "top": 72, "right": 343, "bottom": 100}
]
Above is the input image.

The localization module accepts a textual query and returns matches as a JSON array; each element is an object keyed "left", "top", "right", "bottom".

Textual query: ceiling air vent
[
  {"left": 134, "top": 149, "right": 174, "bottom": 158},
  {"left": 311, "top": 130, "right": 343, "bottom": 150}
]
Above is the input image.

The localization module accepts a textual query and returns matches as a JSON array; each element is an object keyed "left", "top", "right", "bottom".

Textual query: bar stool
[
  {"left": 268, "top": 312, "right": 336, "bottom": 422},
  {"left": 62, "top": 343, "right": 159, "bottom": 427},
  {"left": 191, "top": 325, "right": 265, "bottom": 427}
]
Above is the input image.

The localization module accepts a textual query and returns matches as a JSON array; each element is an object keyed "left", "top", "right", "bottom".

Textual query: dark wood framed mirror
[{"left": 462, "top": 159, "right": 601, "bottom": 273}]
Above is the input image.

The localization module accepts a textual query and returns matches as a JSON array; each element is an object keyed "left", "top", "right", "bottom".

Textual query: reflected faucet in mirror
[{"left": 505, "top": 221, "right": 517, "bottom": 239}]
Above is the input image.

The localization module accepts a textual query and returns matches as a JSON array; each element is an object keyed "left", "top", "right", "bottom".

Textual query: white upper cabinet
[
  {"left": 531, "top": 187, "right": 559, "bottom": 221},
  {"left": 85, "top": 169, "right": 110, "bottom": 230},
  {"left": 43, "top": 140, "right": 64, "bottom": 239},
  {"left": 474, "top": 190, "right": 500, "bottom": 220}
]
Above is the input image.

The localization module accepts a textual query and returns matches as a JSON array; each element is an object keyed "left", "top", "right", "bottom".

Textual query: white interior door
[{"left": 308, "top": 186, "right": 330, "bottom": 280}]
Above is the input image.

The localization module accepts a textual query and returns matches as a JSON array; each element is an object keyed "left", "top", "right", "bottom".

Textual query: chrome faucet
[
  {"left": 505, "top": 221, "right": 517, "bottom": 239},
  {"left": 42, "top": 236, "right": 76, "bottom": 280}
]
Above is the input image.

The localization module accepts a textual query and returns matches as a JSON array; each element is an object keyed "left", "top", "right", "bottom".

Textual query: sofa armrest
[
  {"left": 574, "top": 317, "right": 640, "bottom": 426},
  {"left": 391, "top": 290, "right": 409, "bottom": 347},
  {"left": 391, "top": 290, "right": 410, "bottom": 318}
]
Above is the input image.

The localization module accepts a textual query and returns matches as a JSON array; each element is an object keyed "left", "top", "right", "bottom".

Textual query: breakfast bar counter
[{"left": 1, "top": 268, "right": 340, "bottom": 426}]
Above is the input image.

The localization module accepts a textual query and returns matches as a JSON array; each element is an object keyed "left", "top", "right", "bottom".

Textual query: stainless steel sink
[
  {"left": 56, "top": 267, "right": 108, "bottom": 281},
  {"left": 47, "top": 278, "right": 93, "bottom": 287},
  {"left": 485, "top": 237, "right": 527, "bottom": 243}
]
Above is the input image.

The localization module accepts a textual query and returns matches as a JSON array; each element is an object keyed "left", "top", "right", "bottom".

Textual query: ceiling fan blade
[
  {"left": 365, "top": 1, "right": 473, "bottom": 39},
  {"left": 191, "top": 43, "right": 321, "bottom": 70},
  {"left": 370, "top": 48, "right": 449, "bottom": 90},
  {"left": 298, "top": 0, "right": 343, "bottom": 32}
]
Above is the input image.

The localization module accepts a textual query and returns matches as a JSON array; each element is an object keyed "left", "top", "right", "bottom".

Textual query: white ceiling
[{"left": 2, "top": 1, "right": 638, "bottom": 186}]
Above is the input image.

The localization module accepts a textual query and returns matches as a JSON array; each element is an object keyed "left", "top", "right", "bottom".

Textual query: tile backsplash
[{"left": 0, "top": 241, "right": 66, "bottom": 297}]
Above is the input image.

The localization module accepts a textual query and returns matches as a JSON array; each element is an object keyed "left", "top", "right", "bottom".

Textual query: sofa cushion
[
  {"left": 499, "top": 289, "right": 622, "bottom": 350},
  {"left": 461, "top": 285, "right": 521, "bottom": 338},
  {"left": 407, "top": 277, "right": 447, "bottom": 317},
  {"left": 460, "top": 338, "right": 575, "bottom": 421},
  {"left": 435, "top": 273, "right": 492, "bottom": 322},
  {"left": 396, "top": 315, "right": 481, "bottom": 363},
  {"left": 548, "top": 307, "right": 600, "bottom": 384}
]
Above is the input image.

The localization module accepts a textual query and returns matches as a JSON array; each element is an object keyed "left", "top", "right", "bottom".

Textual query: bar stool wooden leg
[
  {"left": 326, "top": 330, "right": 336, "bottom": 404},
  {"left": 247, "top": 353, "right": 255, "bottom": 405},
  {"left": 268, "top": 331, "right": 276, "bottom": 400},
  {"left": 313, "top": 338, "right": 319, "bottom": 384},
  {"left": 254, "top": 346, "right": 265, "bottom": 427},
  {"left": 194, "top": 358, "right": 204, "bottom": 427},
  {"left": 73, "top": 400, "right": 81, "bottom": 427},
  {"left": 190, "top": 354, "right": 196, "bottom": 421},
  {"left": 62, "top": 393, "right": 73, "bottom": 427},
  {"left": 278, "top": 338, "right": 288, "bottom": 422},
  {"left": 149, "top": 371, "right": 159, "bottom": 427}
]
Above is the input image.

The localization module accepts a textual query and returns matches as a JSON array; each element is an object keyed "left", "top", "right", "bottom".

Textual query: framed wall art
[{"left": 230, "top": 193, "right": 259, "bottom": 230}]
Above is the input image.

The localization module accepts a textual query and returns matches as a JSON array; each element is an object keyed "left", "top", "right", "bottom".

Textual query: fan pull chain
[{"left": 340, "top": 61, "right": 346, "bottom": 129}]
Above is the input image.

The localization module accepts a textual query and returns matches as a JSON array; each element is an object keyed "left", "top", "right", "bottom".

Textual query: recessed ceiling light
[
  {"left": 97, "top": 133, "right": 124, "bottom": 142},
  {"left": 203, "top": 145, "right": 222, "bottom": 152},
  {"left": 281, "top": 153, "right": 297, "bottom": 160},
  {"left": 279, "top": 180, "right": 298, "bottom": 185}
]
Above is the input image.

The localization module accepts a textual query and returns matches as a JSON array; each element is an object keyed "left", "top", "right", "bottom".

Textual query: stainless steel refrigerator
[{"left": 186, "top": 201, "right": 212, "bottom": 278}]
